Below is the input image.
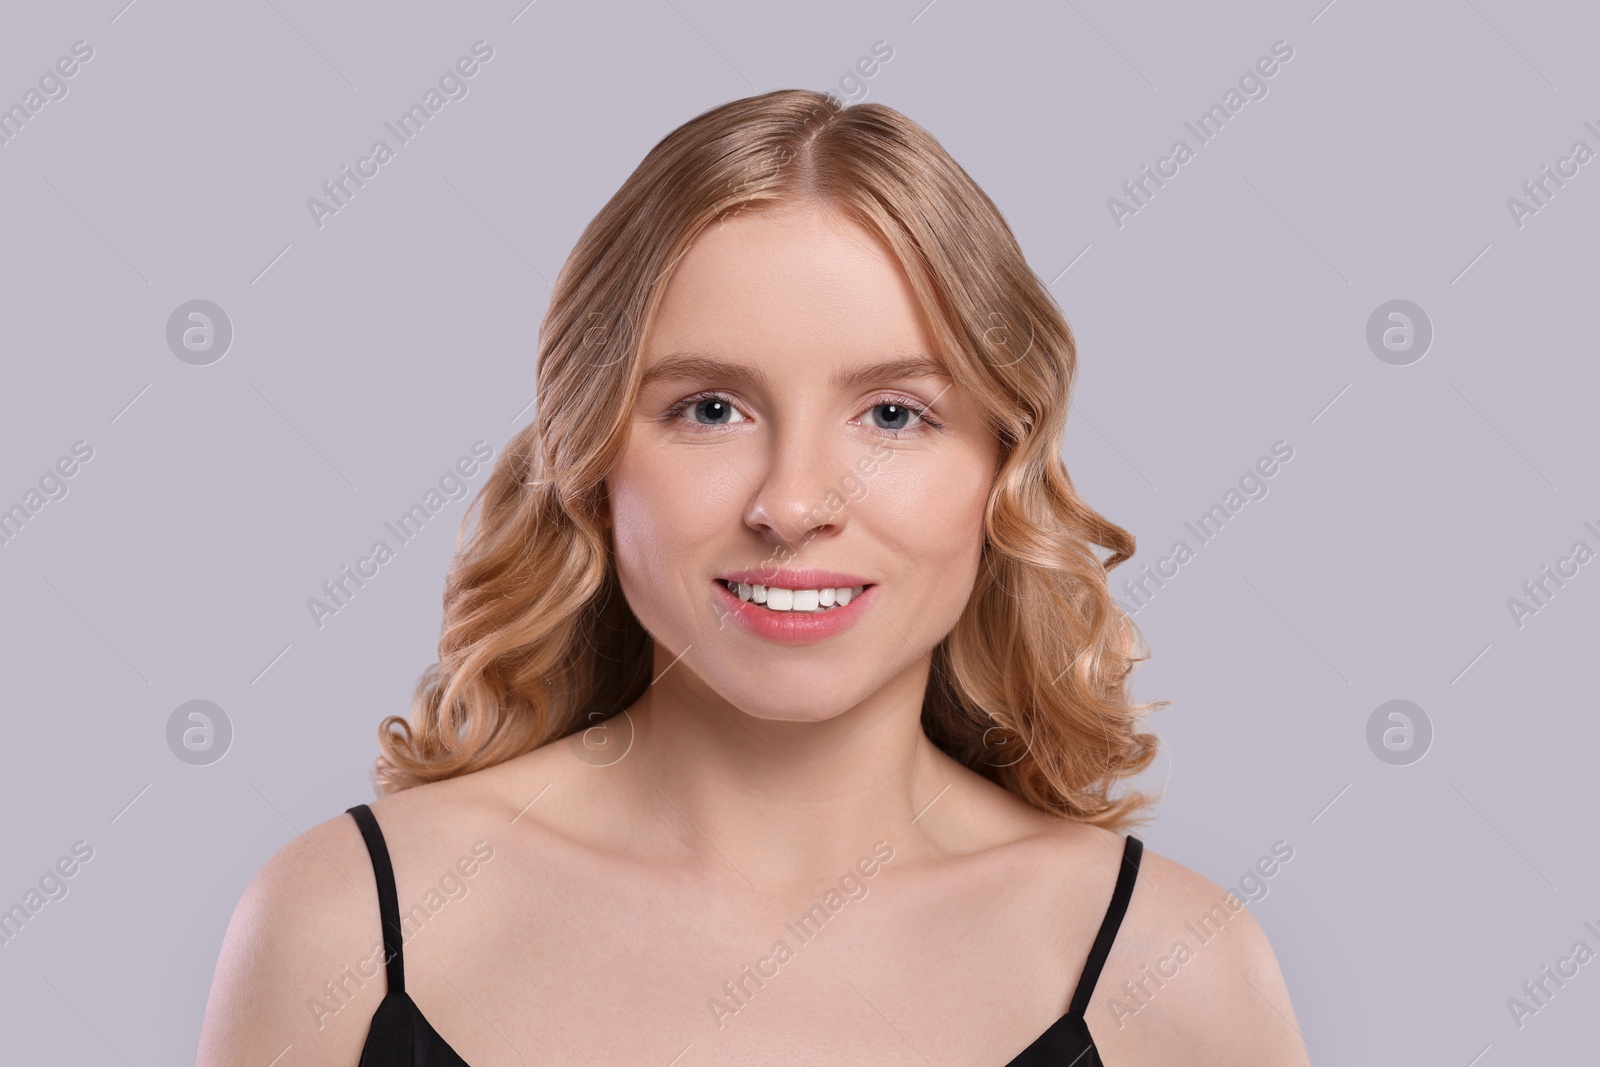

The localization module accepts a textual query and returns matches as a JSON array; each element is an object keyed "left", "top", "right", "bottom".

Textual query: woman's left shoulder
[{"left": 1085, "top": 834, "right": 1314, "bottom": 1064}]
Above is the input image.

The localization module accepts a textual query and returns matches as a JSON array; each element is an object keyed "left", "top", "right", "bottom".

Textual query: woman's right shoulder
[
  {"left": 194, "top": 778, "right": 496, "bottom": 1067},
  {"left": 194, "top": 799, "right": 383, "bottom": 1065},
  {"left": 195, "top": 746, "right": 594, "bottom": 1064}
]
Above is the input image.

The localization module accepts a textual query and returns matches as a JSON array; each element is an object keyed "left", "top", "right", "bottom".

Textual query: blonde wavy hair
[{"left": 374, "top": 88, "right": 1165, "bottom": 829}]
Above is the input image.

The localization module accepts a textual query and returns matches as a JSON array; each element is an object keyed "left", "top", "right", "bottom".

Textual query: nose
[{"left": 742, "top": 419, "right": 852, "bottom": 552}]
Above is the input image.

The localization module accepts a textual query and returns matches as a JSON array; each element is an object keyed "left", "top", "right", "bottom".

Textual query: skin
[{"left": 197, "top": 203, "right": 1312, "bottom": 1066}]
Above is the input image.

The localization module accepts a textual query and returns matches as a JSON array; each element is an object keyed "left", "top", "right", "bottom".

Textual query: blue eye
[
  {"left": 661, "top": 392, "right": 942, "bottom": 436},
  {"left": 868, "top": 402, "right": 920, "bottom": 432},
  {"left": 692, "top": 397, "right": 736, "bottom": 424},
  {"left": 675, "top": 395, "right": 749, "bottom": 427}
]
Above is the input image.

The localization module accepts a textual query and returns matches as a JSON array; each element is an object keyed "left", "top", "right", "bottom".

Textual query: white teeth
[{"left": 722, "top": 580, "right": 866, "bottom": 612}]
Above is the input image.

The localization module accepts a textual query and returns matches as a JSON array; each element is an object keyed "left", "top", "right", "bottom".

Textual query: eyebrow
[{"left": 638, "top": 352, "right": 951, "bottom": 393}]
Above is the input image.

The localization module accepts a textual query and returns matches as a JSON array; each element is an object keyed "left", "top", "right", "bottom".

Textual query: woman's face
[{"left": 605, "top": 203, "right": 1000, "bottom": 723}]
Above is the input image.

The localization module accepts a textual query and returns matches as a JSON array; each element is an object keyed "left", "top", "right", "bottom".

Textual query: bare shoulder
[
  {"left": 196, "top": 798, "right": 386, "bottom": 1066},
  {"left": 195, "top": 772, "right": 515, "bottom": 1067},
  {"left": 1086, "top": 837, "right": 1313, "bottom": 1064}
]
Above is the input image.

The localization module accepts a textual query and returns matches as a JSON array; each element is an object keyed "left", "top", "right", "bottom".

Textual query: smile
[{"left": 717, "top": 579, "right": 868, "bottom": 613}]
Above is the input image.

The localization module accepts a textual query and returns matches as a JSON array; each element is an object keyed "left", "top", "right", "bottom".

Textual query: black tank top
[{"left": 345, "top": 803, "right": 1143, "bottom": 1066}]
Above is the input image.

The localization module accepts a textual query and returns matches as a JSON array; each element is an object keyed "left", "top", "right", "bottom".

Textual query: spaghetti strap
[
  {"left": 1067, "top": 834, "right": 1143, "bottom": 1017},
  {"left": 346, "top": 803, "right": 406, "bottom": 995}
]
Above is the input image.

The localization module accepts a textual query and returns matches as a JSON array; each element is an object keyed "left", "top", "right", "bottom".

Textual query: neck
[{"left": 617, "top": 651, "right": 951, "bottom": 890}]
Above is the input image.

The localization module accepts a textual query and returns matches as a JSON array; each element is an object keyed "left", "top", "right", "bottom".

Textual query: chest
[{"left": 391, "top": 856, "right": 1112, "bottom": 1065}]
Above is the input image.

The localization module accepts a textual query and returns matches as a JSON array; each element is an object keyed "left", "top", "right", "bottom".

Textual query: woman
[{"left": 199, "top": 89, "right": 1309, "bottom": 1065}]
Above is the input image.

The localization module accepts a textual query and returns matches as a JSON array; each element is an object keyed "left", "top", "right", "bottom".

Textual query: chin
[
  {"left": 708, "top": 678, "right": 858, "bottom": 724},
  {"left": 744, "top": 704, "right": 850, "bottom": 724}
]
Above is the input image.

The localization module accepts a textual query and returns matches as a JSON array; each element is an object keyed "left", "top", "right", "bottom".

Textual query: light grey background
[{"left": 1, "top": 0, "right": 1595, "bottom": 1062}]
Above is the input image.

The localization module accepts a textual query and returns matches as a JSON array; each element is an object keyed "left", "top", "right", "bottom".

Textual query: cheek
[
  {"left": 607, "top": 447, "right": 738, "bottom": 624},
  {"left": 873, "top": 455, "right": 990, "bottom": 597}
]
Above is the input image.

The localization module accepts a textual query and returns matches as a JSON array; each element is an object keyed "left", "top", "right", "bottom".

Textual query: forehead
[{"left": 644, "top": 204, "right": 938, "bottom": 364}]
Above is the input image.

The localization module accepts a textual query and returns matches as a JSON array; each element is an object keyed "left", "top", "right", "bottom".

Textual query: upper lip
[{"left": 717, "top": 567, "right": 873, "bottom": 589}]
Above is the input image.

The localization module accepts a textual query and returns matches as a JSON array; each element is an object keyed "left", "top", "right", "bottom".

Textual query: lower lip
[{"left": 714, "top": 581, "right": 877, "bottom": 644}]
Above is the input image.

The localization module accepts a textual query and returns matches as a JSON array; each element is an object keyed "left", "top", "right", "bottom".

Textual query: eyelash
[{"left": 660, "top": 391, "right": 945, "bottom": 437}]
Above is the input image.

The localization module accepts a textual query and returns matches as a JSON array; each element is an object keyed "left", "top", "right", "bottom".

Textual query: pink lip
[
  {"left": 712, "top": 578, "right": 877, "bottom": 645},
  {"left": 717, "top": 567, "right": 874, "bottom": 589}
]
